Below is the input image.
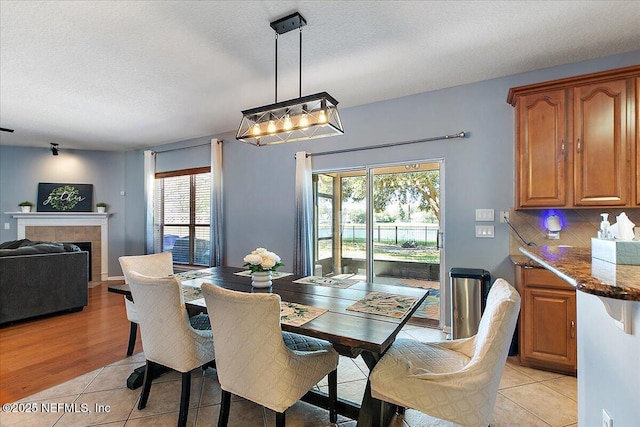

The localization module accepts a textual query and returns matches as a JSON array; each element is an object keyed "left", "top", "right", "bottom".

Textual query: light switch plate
[
  {"left": 475, "top": 209, "right": 494, "bottom": 222},
  {"left": 475, "top": 225, "right": 495, "bottom": 238}
]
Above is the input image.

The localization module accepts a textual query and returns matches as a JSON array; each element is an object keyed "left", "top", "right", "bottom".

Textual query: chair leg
[
  {"left": 126, "top": 322, "right": 137, "bottom": 356},
  {"left": 218, "top": 390, "right": 231, "bottom": 427},
  {"left": 138, "top": 360, "right": 155, "bottom": 410},
  {"left": 178, "top": 371, "right": 191, "bottom": 427},
  {"left": 328, "top": 369, "right": 338, "bottom": 423},
  {"left": 275, "top": 411, "right": 286, "bottom": 427}
]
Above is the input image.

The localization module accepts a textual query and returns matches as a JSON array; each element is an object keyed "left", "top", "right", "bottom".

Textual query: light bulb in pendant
[
  {"left": 318, "top": 109, "right": 327, "bottom": 124},
  {"left": 299, "top": 113, "right": 309, "bottom": 129},
  {"left": 252, "top": 123, "right": 261, "bottom": 136},
  {"left": 267, "top": 120, "right": 276, "bottom": 134},
  {"left": 283, "top": 114, "right": 293, "bottom": 130}
]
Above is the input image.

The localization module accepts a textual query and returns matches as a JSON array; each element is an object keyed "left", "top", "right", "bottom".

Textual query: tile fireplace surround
[{"left": 9, "top": 212, "right": 109, "bottom": 282}]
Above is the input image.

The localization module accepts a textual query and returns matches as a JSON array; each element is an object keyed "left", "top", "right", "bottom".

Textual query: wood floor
[{"left": 0, "top": 281, "right": 140, "bottom": 404}]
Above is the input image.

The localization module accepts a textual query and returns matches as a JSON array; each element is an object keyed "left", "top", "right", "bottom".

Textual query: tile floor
[{"left": 0, "top": 325, "right": 577, "bottom": 427}]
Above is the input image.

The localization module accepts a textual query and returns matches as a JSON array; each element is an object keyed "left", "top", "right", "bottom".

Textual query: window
[{"left": 154, "top": 167, "right": 211, "bottom": 266}]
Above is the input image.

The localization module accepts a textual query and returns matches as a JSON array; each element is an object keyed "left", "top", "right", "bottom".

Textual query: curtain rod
[
  {"left": 306, "top": 131, "right": 467, "bottom": 157},
  {"left": 152, "top": 139, "right": 222, "bottom": 154}
]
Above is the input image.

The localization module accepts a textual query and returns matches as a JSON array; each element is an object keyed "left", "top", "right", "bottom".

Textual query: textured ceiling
[{"left": 1, "top": 1, "right": 639, "bottom": 151}]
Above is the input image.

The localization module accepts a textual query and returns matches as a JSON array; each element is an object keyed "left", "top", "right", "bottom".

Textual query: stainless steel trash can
[{"left": 450, "top": 268, "right": 490, "bottom": 339}]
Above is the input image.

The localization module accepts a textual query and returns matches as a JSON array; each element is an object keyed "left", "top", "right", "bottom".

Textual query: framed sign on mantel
[{"left": 37, "top": 183, "right": 93, "bottom": 212}]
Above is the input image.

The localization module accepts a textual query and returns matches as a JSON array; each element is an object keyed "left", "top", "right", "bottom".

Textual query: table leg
[{"left": 358, "top": 351, "right": 396, "bottom": 427}]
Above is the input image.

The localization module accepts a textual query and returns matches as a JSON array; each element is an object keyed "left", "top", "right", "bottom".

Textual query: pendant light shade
[
  {"left": 236, "top": 12, "right": 344, "bottom": 147},
  {"left": 237, "top": 92, "right": 343, "bottom": 146}
]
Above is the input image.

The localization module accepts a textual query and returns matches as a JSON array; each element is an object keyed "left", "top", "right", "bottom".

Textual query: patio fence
[{"left": 318, "top": 223, "right": 440, "bottom": 246}]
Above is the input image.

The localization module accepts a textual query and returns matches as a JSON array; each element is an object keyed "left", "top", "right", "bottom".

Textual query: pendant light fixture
[{"left": 236, "top": 12, "right": 344, "bottom": 147}]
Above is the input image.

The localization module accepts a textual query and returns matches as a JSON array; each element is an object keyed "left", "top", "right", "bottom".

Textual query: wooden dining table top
[{"left": 108, "top": 265, "right": 429, "bottom": 358}]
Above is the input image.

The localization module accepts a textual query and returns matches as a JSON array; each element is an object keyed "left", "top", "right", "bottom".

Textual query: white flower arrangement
[{"left": 243, "top": 247, "right": 284, "bottom": 273}]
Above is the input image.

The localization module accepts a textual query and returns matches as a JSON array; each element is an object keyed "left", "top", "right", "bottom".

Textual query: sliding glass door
[{"left": 313, "top": 160, "right": 443, "bottom": 324}]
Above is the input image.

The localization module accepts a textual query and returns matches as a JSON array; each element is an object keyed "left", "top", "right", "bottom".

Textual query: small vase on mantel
[{"left": 251, "top": 271, "right": 273, "bottom": 288}]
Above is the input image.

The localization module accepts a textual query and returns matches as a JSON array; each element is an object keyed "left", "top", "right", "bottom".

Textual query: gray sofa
[{"left": 0, "top": 239, "right": 89, "bottom": 324}]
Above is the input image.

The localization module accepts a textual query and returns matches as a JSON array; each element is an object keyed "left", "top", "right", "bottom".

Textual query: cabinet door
[
  {"left": 522, "top": 287, "right": 576, "bottom": 371},
  {"left": 516, "top": 90, "right": 568, "bottom": 208},
  {"left": 630, "top": 77, "right": 640, "bottom": 206},
  {"left": 574, "top": 79, "right": 629, "bottom": 206}
]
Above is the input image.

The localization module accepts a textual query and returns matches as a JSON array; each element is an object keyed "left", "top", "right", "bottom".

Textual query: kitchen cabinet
[
  {"left": 508, "top": 65, "right": 639, "bottom": 209},
  {"left": 515, "top": 265, "right": 577, "bottom": 375},
  {"left": 513, "top": 89, "right": 568, "bottom": 207},
  {"left": 636, "top": 77, "right": 639, "bottom": 206}
]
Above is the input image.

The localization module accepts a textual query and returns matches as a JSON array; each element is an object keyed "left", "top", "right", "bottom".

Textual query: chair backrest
[
  {"left": 126, "top": 271, "right": 209, "bottom": 371},
  {"left": 467, "top": 278, "right": 520, "bottom": 388},
  {"left": 200, "top": 283, "right": 295, "bottom": 406},
  {"left": 119, "top": 252, "right": 174, "bottom": 284}
]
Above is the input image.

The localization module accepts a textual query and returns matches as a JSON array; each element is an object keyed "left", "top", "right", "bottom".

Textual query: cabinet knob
[
  {"left": 576, "top": 138, "right": 581, "bottom": 153},
  {"left": 561, "top": 139, "right": 566, "bottom": 156}
]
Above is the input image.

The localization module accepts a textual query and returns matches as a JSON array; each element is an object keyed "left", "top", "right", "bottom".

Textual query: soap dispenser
[{"left": 598, "top": 213, "right": 610, "bottom": 239}]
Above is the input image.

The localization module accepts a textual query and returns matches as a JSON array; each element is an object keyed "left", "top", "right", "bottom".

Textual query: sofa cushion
[
  {"left": 0, "top": 239, "right": 31, "bottom": 249},
  {"left": 0, "top": 240, "right": 82, "bottom": 257}
]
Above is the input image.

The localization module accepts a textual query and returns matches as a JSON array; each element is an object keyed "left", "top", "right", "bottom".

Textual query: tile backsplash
[{"left": 508, "top": 208, "right": 640, "bottom": 254}]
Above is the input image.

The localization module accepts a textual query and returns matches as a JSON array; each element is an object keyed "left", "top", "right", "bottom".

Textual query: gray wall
[
  {"left": 2, "top": 51, "right": 639, "bottom": 282},
  {"left": 0, "top": 147, "right": 126, "bottom": 274}
]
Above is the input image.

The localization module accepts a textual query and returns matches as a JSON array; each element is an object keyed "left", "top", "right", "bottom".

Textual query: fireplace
[{"left": 70, "top": 241, "right": 92, "bottom": 279}]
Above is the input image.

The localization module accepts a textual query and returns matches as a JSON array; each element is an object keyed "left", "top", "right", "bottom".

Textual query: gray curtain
[
  {"left": 294, "top": 151, "right": 313, "bottom": 276},
  {"left": 210, "top": 139, "right": 224, "bottom": 266},
  {"left": 143, "top": 150, "right": 156, "bottom": 254}
]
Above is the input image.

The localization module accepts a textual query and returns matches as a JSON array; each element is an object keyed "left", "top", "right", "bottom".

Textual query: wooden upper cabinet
[
  {"left": 636, "top": 77, "right": 640, "bottom": 206},
  {"left": 573, "top": 80, "right": 628, "bottom": 206},
  {"left": 516, "top": 90, "right": 568, "bottom": 207},
  {"left": 508, "top": 65, "right": 639, "bottom": 209}
]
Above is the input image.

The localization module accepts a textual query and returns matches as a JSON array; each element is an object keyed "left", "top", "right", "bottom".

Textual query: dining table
[{"left": 108, "top": 265, "right": 429, "bottom": 427}]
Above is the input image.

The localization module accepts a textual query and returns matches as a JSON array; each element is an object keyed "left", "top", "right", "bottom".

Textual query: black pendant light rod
[
  {"left": 270, "top": 12, "right": 307, "bottom": 103},
  {"left": 275, "top": 32, "right": 278, "bottom": 103},
  {"left": 299, "top": 26, "right": 303, "bottom": 98}
]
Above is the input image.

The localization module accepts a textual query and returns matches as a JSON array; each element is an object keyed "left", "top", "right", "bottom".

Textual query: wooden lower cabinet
[{"left": 515, "top": 265, "right": 577, "bottom": 375}]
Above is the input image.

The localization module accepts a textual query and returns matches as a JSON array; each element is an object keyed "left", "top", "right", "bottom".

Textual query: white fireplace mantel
[{"left": 7, "top": 212, "right": 110, "bottom": 280}]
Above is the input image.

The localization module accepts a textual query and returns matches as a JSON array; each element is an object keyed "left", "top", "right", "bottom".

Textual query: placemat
[
  {"left": 346, "top": 292, "right": 418, "bottom": 318},
  {"left": 280, "top": 301, "right": 327, "bottom": 327},
  {"left": 174, "top": 271, "right": 213, "bottom": 280},
  {"left": 182, "top": 285, "right": 203, "bottom": 302},
  {"left": 234, "top": 270, "right": 293, "bottom": 279},
  {"left": 293, "top": 275, "right": 359, "bottom": 288}
]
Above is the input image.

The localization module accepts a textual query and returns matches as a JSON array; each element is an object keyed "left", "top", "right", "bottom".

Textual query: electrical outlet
[
  {"left": 3, "top": 223, "right": 9, "bottom": 230},
  {"left": 500, "top": 211, "right": 510, "bottom": 223},
  {"left": 475, "top": 209, "right": 494, "bottom": 222},
  {"left": 602, "top": 409, "right": 613, "bottom": 427},
  {"left": 475, "top": 225, "right": 494, "bottom": 238}
]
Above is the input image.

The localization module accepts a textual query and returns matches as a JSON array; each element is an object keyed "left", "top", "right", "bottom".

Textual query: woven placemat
[
  {"left": 346, "top": 292, "right": 418, "bottom": 318},
  {"left": 293, "top": 275, "right": 359, "bottom": 288},
  {"left": 280, "top": 301, "right": 327, "bottom": 326}
]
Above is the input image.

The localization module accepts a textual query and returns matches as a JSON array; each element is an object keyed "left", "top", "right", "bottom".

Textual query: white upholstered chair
[
  {"left": 200, "top": 283, "right": 339, "bottom": 427},
  {"left": 127, "top": 271, "right": 215, "bottom": 427},
  {"left": 370, "top": 278, "right": 521, "bottom": 427},
  {"left": 119, "top": 252, "right": 174, "bottom": 356}
]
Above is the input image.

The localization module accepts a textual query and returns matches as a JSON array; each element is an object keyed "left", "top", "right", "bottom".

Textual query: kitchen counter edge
[{"left": 518, "top": 246, "right": 640, "bottom": 301}]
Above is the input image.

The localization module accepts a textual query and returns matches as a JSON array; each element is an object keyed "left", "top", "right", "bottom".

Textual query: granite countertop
[
  {"left": 519, "top": 245, "right": 640, "bottom": 301},
  {"left": 509, "top": 254, "right": 542, "bottom": 268}
]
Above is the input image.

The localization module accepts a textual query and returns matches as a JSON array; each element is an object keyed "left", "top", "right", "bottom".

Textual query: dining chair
[
  {"left": 126, "top": 271, "right": 215, "bottom": 427},
  {"left": 370, "top": 278, "right": 521, "bottom": 427},
  {"left": 119, "top": 252, "right": 175, "bottom": 356},
  {"left": 200, "top": 283, "right": 339, "bottom": 427}
]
